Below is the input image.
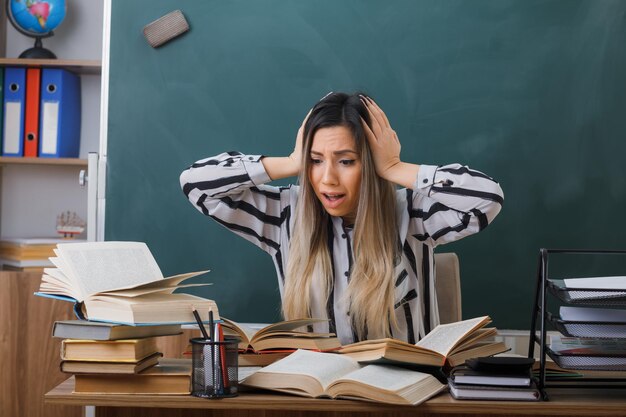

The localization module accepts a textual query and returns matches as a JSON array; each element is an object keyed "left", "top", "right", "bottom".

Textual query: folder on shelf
[
  {"left": 2, "top": 67, "right": 26, "bottom": 157},
  {"left": 24, "top": 68, "right": 41, "bottom": 157},
  {"left": 39, "top": 68, "right": 81, "bottom": 158}
]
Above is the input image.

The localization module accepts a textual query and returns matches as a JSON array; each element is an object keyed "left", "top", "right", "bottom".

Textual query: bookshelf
[
  {"left": 0, "top": 157, "right": 88, "bottom": 167},
  {"left": 0, "top": 1, "right": 104, "bottom": 242},
  {"left": 0, "top": 58, "right": 101, "bottom": 75},
  {"left": 0, "top": 59, "right": 100, "bottom": 240}
]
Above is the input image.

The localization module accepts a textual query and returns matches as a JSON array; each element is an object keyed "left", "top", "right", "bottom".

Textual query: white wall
[{"left": 1, "top": 0, "right": 104, "bottom": 238}]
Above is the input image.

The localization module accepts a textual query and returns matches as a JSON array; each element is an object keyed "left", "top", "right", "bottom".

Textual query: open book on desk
[
  {"left": 222, "top": 317, "right": 341, "bottom": 352},
  {"left": 35, "top": 241, "right": 219, "bottom": 325},
  {"left": 338, "top": 316, "right": 507, "bottom": 368},
  {"left": 242, "top": 349, "right": 446, "bottom": 405}
]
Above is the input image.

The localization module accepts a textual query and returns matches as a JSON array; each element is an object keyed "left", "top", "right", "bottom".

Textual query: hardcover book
[
  {"left": 74, "top": 358, "right": 192, "bottom": 394},
  {"left": 52, "top": 320, "right": 182, "bottom": 341},
  {"left": 338, "top": 316, "right": 507, "bottom": 368},
  {"left": 242, "top": 349, "right": 446, "bottom": 405},
  {"left": 222, "top": 317, "right": 340, "bottom": 352},
  {"left": 35, "top": 241, "right": 219, "bottom": 325},
  {"left": 60, "top": 352, "right": 162, "bottom": 374},
  {"left": 448, "top": 379, "right": 540, "bottom": 401},
  {"left": 61, "top": 337, "right": 159, "bottom": 362}
]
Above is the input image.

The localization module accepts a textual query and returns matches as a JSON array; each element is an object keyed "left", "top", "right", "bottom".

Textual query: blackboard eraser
[{"left": 143, "top": 10, "right": 190, "bottom": 48}]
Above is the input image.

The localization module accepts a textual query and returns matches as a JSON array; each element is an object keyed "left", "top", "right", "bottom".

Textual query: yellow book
[
  {"left": 61, "top": 352, "right": 162, "bottom": 374},
  {"left": 74, "top": 358, "right": 191, "bottom": 394},
  {"left": 61, "top": 337, "right": 158, "bottom": 362},
  {"left": 0, "top": 237, "right": 81, "bottom": 260},
  {"left": 338, "top": 316, "right": 508, "bottom": 368}
]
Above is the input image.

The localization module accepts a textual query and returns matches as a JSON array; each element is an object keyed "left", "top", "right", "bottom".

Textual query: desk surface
[{"left": 45, "top": 377, "right": 626, "bottom": 416}]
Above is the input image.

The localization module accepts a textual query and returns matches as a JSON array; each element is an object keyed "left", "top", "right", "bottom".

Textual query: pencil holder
[{"left": 190, "top": 337, "right": 239, "bottom": 398}]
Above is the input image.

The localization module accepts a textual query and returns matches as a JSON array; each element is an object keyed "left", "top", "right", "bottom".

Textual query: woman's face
[{"left": 308, "top": 126, "right": 362, "bottom": 224}]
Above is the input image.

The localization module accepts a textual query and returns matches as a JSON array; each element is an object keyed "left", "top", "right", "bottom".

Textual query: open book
[
  {"left": 242, "top": 349, "right": 446, "bottom": 405},
  {"left": 338, "top": 316, "right": 507, "bottom": 368},
  {"left": 35, "top": 241, "right": 219, "bottom": 325},
  {"left": 222, "top": 318, "right": 341, "bottom": 352}
]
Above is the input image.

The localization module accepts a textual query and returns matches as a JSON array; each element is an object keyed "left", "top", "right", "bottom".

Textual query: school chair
[{"left": 434, "top": 252, "right": 462, "bottom": 324}]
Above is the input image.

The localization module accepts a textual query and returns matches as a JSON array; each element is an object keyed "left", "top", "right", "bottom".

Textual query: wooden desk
[
  {"left": 46, "top": 377, "right": 626, "bottom": 417},
  {"left": 0, "top": 272, "right": 82, "bottom": 417}
]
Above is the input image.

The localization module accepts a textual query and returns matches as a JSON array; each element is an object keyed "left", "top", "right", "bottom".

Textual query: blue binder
[
  {"left": 2, "top": 67, "right": 26, "bottom": 157},
  {"left": 39, "top": 69, "right": 81, "bottom": 158}
]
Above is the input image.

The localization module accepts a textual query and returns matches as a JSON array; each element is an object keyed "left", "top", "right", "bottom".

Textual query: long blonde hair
[{"left": 283, "top": 93, "right": 399, "bottom": 340}]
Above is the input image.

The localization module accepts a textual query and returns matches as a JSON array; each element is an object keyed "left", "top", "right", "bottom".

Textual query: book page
[
  {"left": 416, "top": 316, "right": 489, "bottom": 356},
  {"left": 221, "top": 318, "right": 256, "bottom": 345},
  {"left": 333, "top": 364, "right": 435, "bottom": 392},
  {"left": 98, "top": 271, "right": 210, "bottom": 294},
  {"left": 254, "top": 318, "right": 330, "bottom": 340},
  {"left": 97, "top": 282, "right": 211, "bottom": 297},
  {"left": 56, "top": 242, "right": 163, "bottom": 298},
  {"left": 256, "top": 349, "right": 360, "bottom": 390}
]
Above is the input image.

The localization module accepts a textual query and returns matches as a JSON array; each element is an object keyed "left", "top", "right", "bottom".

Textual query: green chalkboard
[{"left": 106, "top": 0, "right": 626, "bottom": 328}]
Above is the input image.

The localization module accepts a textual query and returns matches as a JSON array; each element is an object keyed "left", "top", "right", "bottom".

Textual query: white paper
[
  {"left": 564, "top": 276, "right": 626, "bottom": 290},
  {"left": 563, "top": 276, "right": 626, "bottom": 300},
  {"left": 41, "top": 101, "right": 59, "bottom": 154},
  {"left": 560, "top": 306, "right": 626, "bottom": 323},
  {"left": 3, "top": 102, "right": 22, "bottom": 154},
  {"left": 55, "top": 241, "right": 163, "bottom": 298}
]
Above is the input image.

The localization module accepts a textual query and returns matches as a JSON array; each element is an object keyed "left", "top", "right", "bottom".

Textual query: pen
[
  {"left": 192, "top": 308, "right": 210, "bottom": 340},
  {"left": 218, "top": 323, "right": 229, "bottom": 388},
  {"left": 209, "top": 311, "right": 217, "bottom": 394}
]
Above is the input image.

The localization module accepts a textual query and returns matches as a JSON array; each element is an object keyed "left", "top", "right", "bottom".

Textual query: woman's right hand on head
[{"left": 288, "top": 109, "right": 311, "bottom": 174}]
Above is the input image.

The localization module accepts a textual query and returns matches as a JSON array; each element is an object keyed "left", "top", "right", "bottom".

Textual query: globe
[{"left": 6, "top": 0, "right": 67, "bottom": 59}]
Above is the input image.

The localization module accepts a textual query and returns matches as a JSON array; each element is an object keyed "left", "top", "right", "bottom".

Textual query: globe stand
[
  {"left": 19, "top": 37, "right": 57, "bottom": 59},
  {"left": 6, "top": 0, "right": 66, "bottom": 60}
]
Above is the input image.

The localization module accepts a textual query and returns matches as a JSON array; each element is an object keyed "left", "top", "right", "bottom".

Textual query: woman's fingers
[
  {"left": 360, "top": 97, "right": 384, "bottom": 138},
  {"left": 361, "top": 116, "right": 377, "bottom": 143},
  {"left": 361, "top": 95, "right": 389, "bottom": 128}
]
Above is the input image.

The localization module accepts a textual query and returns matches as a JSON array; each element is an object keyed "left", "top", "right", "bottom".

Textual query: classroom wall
[{"left": 105, "top": 0, "right": 626, "bottom": 328}]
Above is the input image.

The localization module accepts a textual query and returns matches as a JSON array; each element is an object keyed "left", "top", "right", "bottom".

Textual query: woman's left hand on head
[{"left": 360, "top": 96, "right": 402, "bottom": 179}]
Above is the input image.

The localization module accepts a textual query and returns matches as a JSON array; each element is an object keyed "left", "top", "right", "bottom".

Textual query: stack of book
[
  {"left": 447, "top": 358, "right": 540, "bottom": 401},
  {"left": 0, "top": 237, "right": 83, "bottom": 272},
  {"left": 54, "top": 320, "right": 193, "bottom": 394}
]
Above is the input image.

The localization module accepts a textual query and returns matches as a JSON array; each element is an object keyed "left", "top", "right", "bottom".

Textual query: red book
[{"left": 24, "top": 67, "right": 41, "bottom": 157}]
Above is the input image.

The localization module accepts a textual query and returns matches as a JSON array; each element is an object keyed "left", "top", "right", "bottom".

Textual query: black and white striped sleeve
[
  {"left": 406, "top": 163, "right": 504, "bottom": 247},
  {"left": 179, "top": 152, "right": 288, "bottom": 255}
]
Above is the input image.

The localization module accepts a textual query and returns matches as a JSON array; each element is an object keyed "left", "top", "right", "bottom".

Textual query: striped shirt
[{"left": 180, "top": 152, "right": 504, "bottom": 345}]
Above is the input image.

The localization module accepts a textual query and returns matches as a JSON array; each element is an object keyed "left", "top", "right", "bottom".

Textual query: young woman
[{"left": 180, "top": 93, "right": 503, "bottom": 345}]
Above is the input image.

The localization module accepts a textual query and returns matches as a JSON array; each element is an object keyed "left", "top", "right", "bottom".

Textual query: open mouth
[
  {"left": 321, "top": 193, "right": 346, "bottom": 209},
  {"left": 323, "top": 193, "right": 345, "bottom": 201}
]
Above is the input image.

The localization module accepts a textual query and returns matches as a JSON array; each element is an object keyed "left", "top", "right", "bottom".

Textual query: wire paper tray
[
  {"left": 547, "top": 312, "right": 626, "bottom": 339},
  {"left": 546, "top": 347, "right": 626, "bottom": 371},
  {"left": 547, "top": 280, "right": 626, "bottom": 306}
]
